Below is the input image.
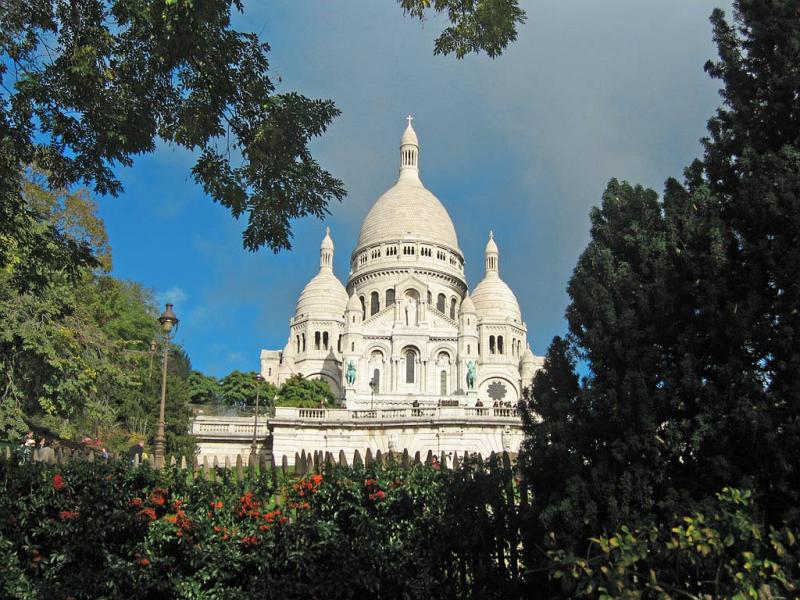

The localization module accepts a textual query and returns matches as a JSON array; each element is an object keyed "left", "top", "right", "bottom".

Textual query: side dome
[
  {"left": 471, "top": 231, "right": 522, "bottom": 323},
  {"left": 355, "top": 118, "right": 460, "bottom": 253},
  {"left": 295, "top": 228, "right": 348, "bottom": 321},
  {"left": 295, "top": 272, "right": 348, "bottom": 320},
  {"left": 459, "top": 292, "right": 476, "bottom": 315},
  {"left": 471, "top": 277, "right": 522, "bottom": 323}
]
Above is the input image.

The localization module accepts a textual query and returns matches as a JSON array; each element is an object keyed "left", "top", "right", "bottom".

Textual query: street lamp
[
  {"left": 153, "top": 303, "right": 179, "bottom": 469},
  {"left": 250, "top": 374, "right": 265, "bottom": 463},
  {"left": 368, "top": 377, "right": 375, "bottom": 412}
]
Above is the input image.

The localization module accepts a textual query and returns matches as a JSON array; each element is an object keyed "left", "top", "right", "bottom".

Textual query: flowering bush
[{"left": 0, "top": 456, "right": 518, "bottom": 599}]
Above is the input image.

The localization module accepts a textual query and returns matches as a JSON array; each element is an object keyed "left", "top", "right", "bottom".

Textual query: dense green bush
[{"left": 0, "top": 457, "right": 521, "bottom": 600}]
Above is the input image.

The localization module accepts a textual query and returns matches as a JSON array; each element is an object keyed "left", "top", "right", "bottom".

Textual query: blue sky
[{"left": 99, "top": 0, "right": 729, "bottom": 377}]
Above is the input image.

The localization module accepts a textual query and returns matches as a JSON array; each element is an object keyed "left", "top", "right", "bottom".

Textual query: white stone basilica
[{"left": 259, "top": 118, "right": 544, "bottom": 408}]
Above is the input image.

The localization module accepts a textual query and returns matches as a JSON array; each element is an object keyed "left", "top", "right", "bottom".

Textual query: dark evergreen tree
[{"left": 521, "top": 0, "right": 800, "bottom": 557}]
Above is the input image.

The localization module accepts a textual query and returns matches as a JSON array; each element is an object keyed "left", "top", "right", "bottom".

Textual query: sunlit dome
[{"left": 355, "top": 118, "right": 460, "bottom": 253}]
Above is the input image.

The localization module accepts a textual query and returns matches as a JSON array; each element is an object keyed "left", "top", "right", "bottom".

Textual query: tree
[
  {"left": 520, "top": 0, "right": 800, "bottom": 555},
  {"left": 275, "top": 374, "right": 336, "bottom": 408},
  {"left": 1, "top": 1, "right": 525, "bottom": 255},
  {"left": 219, "top": 370, "right": 276, "bottom": 408},
  {"left": 187, "top": 371, "right": 221, "bottom": 405}
]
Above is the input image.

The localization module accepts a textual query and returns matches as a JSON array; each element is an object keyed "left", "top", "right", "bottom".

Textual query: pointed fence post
[
  {"left": 325, "top": 452, "right": 334, "bottom": 468},
  {"left": 353, "top": 449, "right": 363, "bottom": 469},
  {"left": 425, "top": 450, "right": 433, "bottom": 465},
  {"left": 413, "top": 451, "right": 421, "bottom": 465},
  {"left": 452, "top": 452, "right": 460, "bottom": 469},
  {"left": 401, "top": 449, "right": 410, "bottom": 469},
  {"left": 236, "top": 454, "right": 243, "bottom": 482},
  {"left": 294, "top": 452, "right": 302, "bottom": 475},
  {"left": 171, "top": 455, "right": 178, "bottom": 467},
  {"left": 440, "top": 451, "right": 448, "bottom": 470},
  {"left": 375, "top": 450, "right": 383, "bottom": 467},
  {"left": 365, "top": 448, "right": 373, "bottom": 467},
  {"left": 203, "top": 456, "right": 210, "bottom": 480},
  {"left": 338, "top": 450, "right": 348, "bottom": 467},
  {"left": 224, "top": 456, "right": 231, "bottom": 470},
  {"left": 281, "top": 454, "right": 288, "bottom": 477},
  {"left": 386, "top": 450, "right": 395, "bottom": 465}
]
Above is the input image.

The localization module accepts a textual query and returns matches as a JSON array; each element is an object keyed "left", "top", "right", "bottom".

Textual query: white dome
[
  {"left": 471, "top": 274, "right": 522, "bottom": 323},
  {"left": 356, "top": 177, "right": 459, "bottom": 250},
  {"left": 295, "top": 270, "right": 348, "bottom": 320},
  {"left": 459, "top": 292, "right": 476, "bottom": 315},
  {"left": 346, "top": 290, "right": 362, "bottom": 312},
  {"left": 521, "top": 346, "right": 536, "bottom": 365}
]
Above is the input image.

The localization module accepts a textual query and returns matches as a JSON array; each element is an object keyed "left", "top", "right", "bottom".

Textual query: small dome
[
  {"left": 521, "top": 346, "right": 536, "bottom": 365},
  {"left": 485, "top": 230, "right": 498, "bottom": 254},
  {"left": 459, "top": 292, "right": 476, "bottom": 315},
  {"left": 346, "top": 290, "right": 362, "bottom": 313},
  {"left": 295, "top": 270, "right": 348, "bottom": 321},
  {"left": 471, "top": 275, "right": 522, "bottom": 323},
  {"left": 320, "top": 226, "right": 334, "bottom": 251},
  {"left": 401, "top": 119, "right": 418, "bottom": 146}
]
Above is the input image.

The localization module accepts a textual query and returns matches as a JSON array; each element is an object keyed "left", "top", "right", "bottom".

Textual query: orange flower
[
  {"left": 129, "top": 498, "right": 143, "bottom": 508},
  {"left": 59, "top": 510, "right": 79, "bottom": 521},
  {"left": 140, "top": 507, "right": 157, "bottom": 522},
  {"left": 137, "top": 557, "right": 150, "bottom": 567},
  {"left": 210, "top": 500, "right": 223, "bottom": 510},
  {"left": 310, "top": 473, "right": 323, "bottom": 485},
  {"left": 172, "top": 499, "right": 184, "bottom": 510}
]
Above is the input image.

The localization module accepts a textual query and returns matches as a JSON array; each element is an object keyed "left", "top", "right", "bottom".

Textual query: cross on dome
[
  {"left": 406, "top": 114, "right": 413, "bottom": 126},
  {"left": 399, "top": 115, "right": 419, "bottom": 174}
]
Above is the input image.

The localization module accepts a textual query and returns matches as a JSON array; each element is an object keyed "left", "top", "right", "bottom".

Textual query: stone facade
[{"left": 260, "top": 117, "right": 544, "bottom": 409}]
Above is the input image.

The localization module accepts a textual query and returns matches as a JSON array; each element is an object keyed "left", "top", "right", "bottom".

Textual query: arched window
[
  {"left": 386, "top": 289, "right": 395, "bottom": 306},
  {"left": 314, "top": 331, "right": 321, "bottom": 350},
  {"left": 372, "top": 368, "right": 381, "bottom": 393},
  {"left": 302, "top": 333, "right": 306, "bottom": 352},
  {"left": 467, "top": 344, "right": 471, "bottom": 354},
  {"left": 337, "top": 335, "right": 342, "bottom": 353},
  {"left": 498, "top": 335, "right": 504, "bottom": 354},
  {"left": 489, "top": 335, "right": 496, "bottom": 354},
  {"left": 440, "top": 370, "right": 447, "bottom": 395},
  {"left": 323, "top": 331, "right": 329, "bottom": 350},
  {"left": 405, "top": 349, "right": 416, "bottom": 384},
  {"left": 370, "top": 291, "right": 379, "bottom": 316},
  {"left": 437, "top": 293, "right": 445, "bottom": 313},
  {"left": 295, "top": 335, "right": 300, "bottom": 353},
  {"left": 449, "top": 297, "right": 457, "bottom": 319},
  {"left": 427, "top": 291, "right": 432, "bottom": 305},
  {"left": 360, "top": 296, "right": 366, "bottom": 320}
]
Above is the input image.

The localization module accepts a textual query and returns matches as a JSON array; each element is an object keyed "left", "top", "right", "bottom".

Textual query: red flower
[
  {"left": 129, "top": 498, "right": 143, "bottom": 508},
  {"left": 172, "top": 499, "right": 184, "bottom": 510},
  {"left": 210, "top": 500, "right": 223, "bottom": 510},
  {"left": 310, "top": 473, "right": 323, "bottom": 486},
  {"left": 137, "top": 557, "right": 150, "bottom": 567},
  {"left": 376, "top": 490, "right": 385, "bottom": 500},
  {"left": 241, "top": 535, "right": 258, "bottom": 547},
  {"left": 59, "top": 510, "right": 79, "bottom": 521},
  {"left": 140, "top": 507, "right": 157, "bottom": 522},
  {"left": 52, "top": 474, "right": 65, "bottom": 490}
]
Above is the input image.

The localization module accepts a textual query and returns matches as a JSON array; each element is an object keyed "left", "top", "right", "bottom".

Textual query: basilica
[{"left": 260, "top": 118, "right": 543, "bottom": 409}]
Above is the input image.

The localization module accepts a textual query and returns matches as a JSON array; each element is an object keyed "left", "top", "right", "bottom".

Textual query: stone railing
[
  {"left": 272, "top": 406, "right": 520, "bottom": 423},
  {"left": 191, "top": 415, "right": 270, "bottom": 439}
]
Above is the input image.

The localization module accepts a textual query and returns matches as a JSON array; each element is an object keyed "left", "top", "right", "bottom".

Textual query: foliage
[
  {"left": 547, "top": 488, "right": 798, "bottom": 600},
  {"left": 219, "top": 370, "right": 276, "bottom": 408},
  {"left": 399, "top": 0, "right": 526, "bottom": 58},
  {"left": 187, "top": 371, "right": 221, "bottom": 405},
  {"left": 274, "top": 374, "right": 336, "bottom": 408},
  {"left": 0, "top": 456, "right": 527, "bottom": 600},
  {"left": 520, "top": 0, "right": 800, "bottom": 558}
]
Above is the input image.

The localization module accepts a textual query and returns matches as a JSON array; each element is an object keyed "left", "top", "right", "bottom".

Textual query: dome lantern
[
  {"left": 320, "top": 226, "right": 334, "bottom": 270},
  {"left": 399, "top": 114, "right": 419, "bottom": 177},
  {"left": 485, "top": 231, "right": 499, "bottom": 274}
]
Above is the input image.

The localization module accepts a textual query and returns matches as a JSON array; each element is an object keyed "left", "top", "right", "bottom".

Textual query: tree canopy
[{"left": 520, "top": 0, "right": 800, "bottom": 557}]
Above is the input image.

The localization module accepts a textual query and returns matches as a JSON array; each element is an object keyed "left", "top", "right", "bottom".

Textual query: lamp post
[
  {"left": 368, "top": 377, "right": 375, "bottom": 412},
  {"left": 154, "top": 303, "right": 179, "bottom": 469},
  {"left": 250, "top": 374, "right": 265, "bottom": 463}
]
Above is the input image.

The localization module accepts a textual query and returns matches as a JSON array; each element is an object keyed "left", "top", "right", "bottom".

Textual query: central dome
[
  {"left": 355, "top": 119, "right": 460, "bottom": 253},
  {"left": 356, "top": 178, "right": 460, "bottom": 250}
]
